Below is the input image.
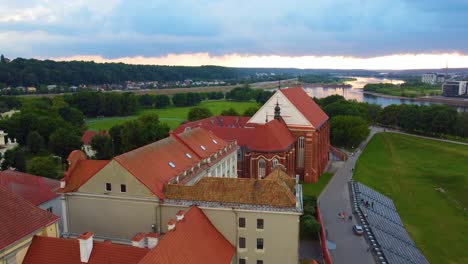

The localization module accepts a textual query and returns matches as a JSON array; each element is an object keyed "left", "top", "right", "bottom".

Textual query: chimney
[
  {"left": 167, "top": 219, "right": 176, "bottom": 231},
  {"left": 131, "top": 233, "right": 146, "bottom": 248},
  {"left": 60, "top": 180, "right": 66, "bottom": 188},
  {"left": 78, "top": 232, "right": 94, "bottom": 263},
  {"left": 176, "top": 210, "right": 186, "bottom": 221},
  {"left": 146, "top": 233, "right": 160, "bottom": 249}
]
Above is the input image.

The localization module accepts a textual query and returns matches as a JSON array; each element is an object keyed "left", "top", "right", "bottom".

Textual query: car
[{"left": 353, "top": 225, "right": 364, "bottom": 235}]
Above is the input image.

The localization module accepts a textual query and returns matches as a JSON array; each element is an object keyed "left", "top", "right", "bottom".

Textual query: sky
[{"left": 1, "top": 0, "right": 468, "bottom": 69}]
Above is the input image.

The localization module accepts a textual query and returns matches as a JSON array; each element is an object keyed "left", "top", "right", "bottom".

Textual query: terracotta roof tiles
[
  {"left": 164, "top": 170, "right": 297, "bottom": 208},
  {"left": 138, "top": 206, "right": 235, "bottom": 264},
  {"left": 23, "top": 236, "right": 149, "bottom": 264},
  {"left": 0, "top": 186, "right": 59, "bottom": 250},
  {"left": 0, "top": 170, "right": 59, "bottom": 205},
  {"left": 280, "top": 87, "right": 329, "bottom": 128}
]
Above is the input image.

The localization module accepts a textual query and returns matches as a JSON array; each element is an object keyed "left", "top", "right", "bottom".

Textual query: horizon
[{"left": 2, "top": 1, "right": 468, "bottom": 69}]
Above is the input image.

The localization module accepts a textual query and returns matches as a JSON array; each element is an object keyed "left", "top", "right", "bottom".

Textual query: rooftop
[
  {"left": 280, "top": 87, "right": 329, "bottom": 129},
  {"left": 164, "top": 167, "right": 297, "bottom": 208},
  {"left": 0, "top": 186, "right": 59, "bottom": 250},
  {"left": 22, "top": 236, "right": 149, "bottom": 264},
  {"left": 0, "top": 170, "right": 59, "bottom": 205},
  {"left": 81, "top": 130, "right": 108, "bottom": 145},
  {"left": 138, "top": 206, "right": 235, "bottom": 264}
]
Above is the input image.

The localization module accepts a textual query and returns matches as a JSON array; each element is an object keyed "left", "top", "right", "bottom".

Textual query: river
[{"left": 302, "top": 77, "right": 467, "bottom": 112}]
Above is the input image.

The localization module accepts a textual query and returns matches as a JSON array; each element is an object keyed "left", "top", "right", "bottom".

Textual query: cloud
[
  {"left": 51, "top": 52, "right": 468, "bottom": 70},
  {"left": 1, "top": 0, "right": 468, "bottom": 63}
]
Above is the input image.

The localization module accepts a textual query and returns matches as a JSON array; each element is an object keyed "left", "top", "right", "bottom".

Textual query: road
[{"left": 318, "top": 127, "right": 381, "bottom": 264}]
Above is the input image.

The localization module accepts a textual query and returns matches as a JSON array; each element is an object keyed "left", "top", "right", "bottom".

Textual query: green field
[
  {"left": 354, "top": 133, "right": 468, "bottom": 264},
  {"left": 86, "top": 100, "right": 259, "bottom": 131},
  {"left": 302, "top": 172, "right": 333, "bottom": 197},
  {"left": 364, "top": 84, "right": 441, "bottom": 97}
]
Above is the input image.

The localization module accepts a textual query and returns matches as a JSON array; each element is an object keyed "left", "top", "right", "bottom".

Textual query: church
[{"left": 175, "top": 86, "right": 330, "bottom": 183}]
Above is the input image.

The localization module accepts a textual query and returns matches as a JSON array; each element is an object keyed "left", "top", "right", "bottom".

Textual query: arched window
[
  {"left": 271, "top": 158, "right": 279, "bottom": 169},
  {"left": 258, "top": 159, "right": 266, "bottom": 179},
  {"left": 296, "top": 136, "right": 305, "bottom": 168}
]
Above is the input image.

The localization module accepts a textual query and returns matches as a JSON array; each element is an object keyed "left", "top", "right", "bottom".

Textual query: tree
[
  {"left": 330, "top": 115, "right": 370, "bottom": 148},
  {"left": 48, "top": 128, "right": 83, "bottom": 160},
  {"left": 243, "top": 106, "right": 259, "bottom": 117},
  {"left": 1, "top": 147, "right": 26, "bottom": 171},
  {"left": 188, "top": 107, "right": 213, "bottom": 121},
  {"left": 109, "top": 125, "right": 123, "bottom": 155},
  {"left": 26, "top": 131, "right": 44, "bottom": 154},
  {"left": 220, "top": 108, "right": 240, "bottom": 116},
  {"left": 154, "top": 95, "right": 171, "bottom": 108},
  {"left": 58, "top": 107, "right": 85, "bottom": 127},
  {"left": 138, "top": 94, "right": 154, "bottom": 107},
  {"left": 27, "top": 156, "right": 57, "bottom": 179},
  {"left": 255, "top": 90, "right": 274, "bottom": 104},
  {"left": 90, "top": 134, "right": 113, "bottom": 159},
  {"left": 300, "top": 215, "right": 321, "bottom": 239},
  {"left": 172, "top": 93, "right": 187, "bottom": 107}
]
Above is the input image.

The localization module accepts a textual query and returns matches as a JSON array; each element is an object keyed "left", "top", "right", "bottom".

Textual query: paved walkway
[{"left": 319, "top": 128, "right": 381, "bottom": 264}]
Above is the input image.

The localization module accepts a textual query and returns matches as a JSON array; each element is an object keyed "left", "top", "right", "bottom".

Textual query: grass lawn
[
  {"left": 86, "top": 100, "right": 258, "bottom": 131},
  {"left": 354, "top": 133, "right": 468, "bottom": 264},
  {"left": 302, "top": 172, "right": 333, "bottom": 197},
  {"left": 367, "top": 86, "right": 441, "bottom": 97}
]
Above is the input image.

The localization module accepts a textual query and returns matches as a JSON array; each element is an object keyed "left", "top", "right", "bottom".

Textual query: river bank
[
  {"left": 363, "top": 91, "right": 468, "bottom": 107},
  {"left": 302, "top": 82, "right": 352, "bottom": 88}
]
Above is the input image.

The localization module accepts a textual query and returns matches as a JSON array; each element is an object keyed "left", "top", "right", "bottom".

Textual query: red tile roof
[
  {"left": 174, "top": 116, "right": 250, "bottom": 134},
  {"left": 62, "top": 128, "right": 232, "bottom": 198},
  {"left": 58, "top": 159, "right": 110, "bottom": 193},
  {"left": 23, "top": 236, "right": 149, "bottom": 264},
  {"left": 280, "top": 87, "right": 329, "bottom": 128},
  {"left": 176, "top": 118, "right": 295, "bottom": 152},
  {"left": 173, "top": 128, "right": 228, "bottom": 159},
  {"left": 0, "top": 186, "right": 59, "bottom": 250},
  {"left": 138, "top": 206, "right": 235, "bottom": 264},
  {"left": 81, "top": 130, "right": 109, "bottom": 145},
  {"left": 164, "top": 170, "right": 297, "bottom": 208},
  {"left": 0, "top": 170, "right": 59, "bottom": 205}
]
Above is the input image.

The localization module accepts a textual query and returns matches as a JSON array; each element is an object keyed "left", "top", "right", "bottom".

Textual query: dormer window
[
  {"left": 212, "top": 139, "right": 218, "bottom": 144},
  {"left": 200, "top": 145, "right": 206, "bottom": 151},
  {"left": 168, "top": 162, "right": 176, "bottom": 168},
  {"left": 185, "top": 153, "right": 192, "bottom": 159}
]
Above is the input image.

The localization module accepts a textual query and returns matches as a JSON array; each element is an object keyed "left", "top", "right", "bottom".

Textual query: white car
[{"left": 353, "top": 225, "right": 364, "bottom": 235}]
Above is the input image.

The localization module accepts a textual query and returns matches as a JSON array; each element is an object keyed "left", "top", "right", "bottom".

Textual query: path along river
[{"left": 303, "top": 77, "right": 468, "bottom": 112}]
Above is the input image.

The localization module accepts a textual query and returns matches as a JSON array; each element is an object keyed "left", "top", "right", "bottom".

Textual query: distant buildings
[
  {"left": 80, "top": 130, "right": 109, "bottom": 157},
  {"left": 421, "top": 73, "right": 446, "bottom": 85},
  {"left": 442, "top": 81, "right": 468, "bottom": 97}
]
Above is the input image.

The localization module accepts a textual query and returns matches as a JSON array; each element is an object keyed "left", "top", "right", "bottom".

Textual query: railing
[{"left": 316, "top": 203, "right": 332, "bottom": 264}]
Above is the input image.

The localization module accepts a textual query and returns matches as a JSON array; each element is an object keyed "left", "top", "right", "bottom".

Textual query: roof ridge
[{"left": 170, "top": 131, "right": 203, "bottom": 159}]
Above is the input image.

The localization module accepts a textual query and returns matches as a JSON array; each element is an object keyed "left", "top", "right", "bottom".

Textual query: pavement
[{"left": 318, "top": 127, "right": 381, "bottom": 264}]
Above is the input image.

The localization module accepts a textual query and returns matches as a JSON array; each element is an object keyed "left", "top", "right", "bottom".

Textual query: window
[
  {"left": 271, "top": 158, "right": 279, "bottom": 169},
  {"left": 257, "top": 261, "right": 263, "bottom": 264},
  {"left": 257, "top": 219, "right": 264, "bottom": 230},
  {"left": 105, "top": 183, "right": 112, "bottom": 191},
  {"left": 120, "top": 184, "right": 127, "bottom": 193},
  {"left": 296, "top": 136, "right": 305, "bottom": 168},
  {"left": 256, "top": 238, "right": 264, "bottom": 250},
  {"left": 212, "top": 139, "right": 218, "bottom": 144},
  {"left": 239, "top": 259, "right": 246, "bottom": 264},
  {"left": 185, "top": 153, "right": 192, "bottom": 159},
  {"left": 200, "top": 145, "right": 206, "bottom": 150},
  {"left": 258, "top": 159, "right": 266, "bottom": 179},
  {"left": 239, "top": 237, "right": 246, "bottom": 249},
  {"left": 46, "top": 207, "right": 53, "bottom": 213},
  {"left": 168, "top": 162, "right": 176, "bottom": 168},
  {"left": 239, "top": 217, "right": 246, "bottom": 228}
]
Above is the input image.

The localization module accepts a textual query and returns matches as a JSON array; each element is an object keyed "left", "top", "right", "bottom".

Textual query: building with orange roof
[
  {"left": 81, "top": 130, "right": 109, "bottom": 157},
  {"left": 175, "top": 86, "right": 330, "bottom": 183},
  {"left": 59, "top": 127, "right": 238, "bottom": 239},
  {"left": 160, "top": 167, "right": 303, "bottom": 264},
  {"left": 0, "top": 186, "right": 59, "bottom": 264},
  {"left": 0, "top": 170, "right": 64, "bottom": 233}
]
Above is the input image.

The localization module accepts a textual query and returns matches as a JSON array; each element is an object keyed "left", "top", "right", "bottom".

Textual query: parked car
[{"left": 353, "top": 225, "right": 364, "bottom": 235}]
